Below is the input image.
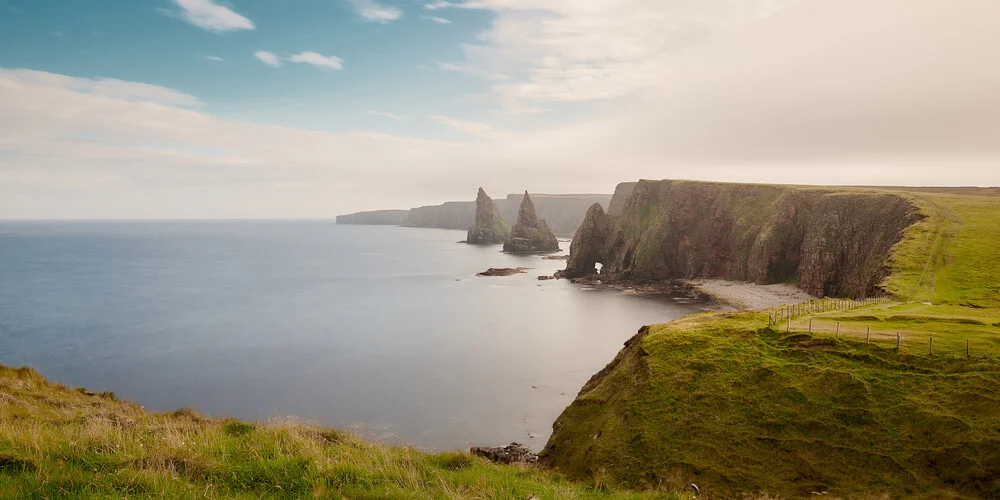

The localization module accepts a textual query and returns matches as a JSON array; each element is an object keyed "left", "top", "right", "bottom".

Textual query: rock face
[
  {"left": 564, "top": 180, "right": 922, "bottom": 298},
  {"left": 466, "top": 188, "right": 511, "bottom": 244},
  {"left": 503, "top": 192, "right": 561, "bottom": 254},
  {"left": 336, "top": 210, "right": 408, "bottom": 225},
  {"left": 399, "top": 193, "right": 612, "bottom": 235},
  {"left": 470, "top": 443, "right": 538, "bottom": 465}
]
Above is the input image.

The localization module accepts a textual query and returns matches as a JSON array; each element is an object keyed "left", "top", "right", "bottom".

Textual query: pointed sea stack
[
  {"left": 466, "top": 188, "right": 511, "bottom": 244},
  {"left": 503, "top": 191, "right": 560, "bottom": 253}
]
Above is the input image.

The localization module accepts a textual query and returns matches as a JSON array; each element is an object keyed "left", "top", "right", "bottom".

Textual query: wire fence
[
  {"left": 763, "top": 296, "right": 998, "bottom": 358},
  {"left": 766, "top": 295, "right": 894, "bottom": 326}
]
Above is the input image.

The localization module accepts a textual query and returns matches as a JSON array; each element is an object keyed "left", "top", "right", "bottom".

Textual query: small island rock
[{"left": 503, "top": 192, "right": 560, "bottom": 253}]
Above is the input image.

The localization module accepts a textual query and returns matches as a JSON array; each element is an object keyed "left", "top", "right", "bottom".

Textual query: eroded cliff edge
[{"left": 564, "top": 180, "right": 922, "bottom": 298}]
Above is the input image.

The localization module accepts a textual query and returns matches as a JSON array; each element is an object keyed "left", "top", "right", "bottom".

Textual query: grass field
[
  {"left": 883, "top": 192, "right": 1000, "bottom": 308},
  {"left": 0, "top": 365, "right": 683, "bottom": 500}
]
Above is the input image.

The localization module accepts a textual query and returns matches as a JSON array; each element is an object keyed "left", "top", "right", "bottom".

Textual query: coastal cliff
[
  {"left": 564, "top": 180, "right": 921, "bottom": 298},
  {"left": 503, "top": 192, "right": 560, "bottom": 253},
  {"left": 466, "top": 188, "right": 511, "bottom": 244},
  {"left": 336, "top": 209, "right": 409, "bottom": 225},
  {"left": 397, "top": 194, "right": 611, "bottom": 236}
]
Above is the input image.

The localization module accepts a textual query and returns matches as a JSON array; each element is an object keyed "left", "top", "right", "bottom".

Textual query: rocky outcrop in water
[
  {"left": 466, "top": 188, "right": 511, "bottom": 244},
  {"left": 564, "top": 180, "right": 921, "bottom": 298},
  {"left": 397, "top": 193, "right": 612, "bottom": 235},
  {"left": 503, "top": 192, "right": 561, "bottom": 254}
]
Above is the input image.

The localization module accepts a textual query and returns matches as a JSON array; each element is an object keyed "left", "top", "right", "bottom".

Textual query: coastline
[{"left": 562, "top": 274, "right": 813, "bottom": 311}]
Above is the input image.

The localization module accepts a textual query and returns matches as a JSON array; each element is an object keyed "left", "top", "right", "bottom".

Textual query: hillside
[
  {"left": 545, "top": 182, "right": 1000, "bottom": 498},
  {"left": 0, "top": 365, "right": 678, "bottom": 499}
]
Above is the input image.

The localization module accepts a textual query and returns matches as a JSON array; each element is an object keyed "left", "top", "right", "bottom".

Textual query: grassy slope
[
  {"left": 883, "top": 192, "right": 1000, "bottom": 308},
  {"left": 544, "top": 188, "right": 1000, "bottom": 498},
  {"left": 543, "top": 312, "right": 1000, "bottom": 499},
  {"left": 0, "top": 366, "right": 681, "bottom": 500}
]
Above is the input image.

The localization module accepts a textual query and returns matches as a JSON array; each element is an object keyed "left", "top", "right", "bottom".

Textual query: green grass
[
  {"left": 884, "top": 193, "right": 1000, "bottom": 307},
  {"left": 0, "top": 365, "right": 683, "bottom": 499},
  {"left": 787, "top": 302, "right": 1000, "bottom": 357},
  {"left": 542, "top": 311, "right": 1000, "bottom": 499}
]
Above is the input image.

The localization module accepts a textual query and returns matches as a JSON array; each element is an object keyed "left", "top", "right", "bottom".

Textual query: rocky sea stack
[
  {"left": 466, "top": 188, "right": 511, "bottom": 244},
  {"left": 503, "top": 192, "right": 560, "bottom": 253}
]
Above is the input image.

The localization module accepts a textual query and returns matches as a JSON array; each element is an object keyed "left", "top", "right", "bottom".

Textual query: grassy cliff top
[
  {"left": 882, "top": 190, "right": 1000, "bottom": 307},
  {"left": 0, "top": 365, "right": 679, "bottom": 499},
  {"left": 542, "top": 310, "right": 1000, "bottom": 498}
]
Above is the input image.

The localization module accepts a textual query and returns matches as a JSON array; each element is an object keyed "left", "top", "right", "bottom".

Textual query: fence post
[
  {"left": 967, "top": 339, "right": 970, "bottom": 358},
  {"left": 896, "top": 333, "right": 901, "bottom": 350},
  {"left": 787, "top": 316, "right": 790, "bottom": 333},
  {"left": 836, "top": 322, "right": 840, "bottom": 337},
  {"left": 930, "top": 336, "right": 933, "bottom": 356},
  {"left": 809, "top": 318, "right": 813, "bottom": 333},
  {"left": 866, "top": 326, "right": 870, "bottom": 344}
]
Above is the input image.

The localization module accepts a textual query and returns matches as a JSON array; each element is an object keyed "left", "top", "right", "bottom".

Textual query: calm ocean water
[{"left": 0, "top": 221, "right": 710, "bottom": 450}]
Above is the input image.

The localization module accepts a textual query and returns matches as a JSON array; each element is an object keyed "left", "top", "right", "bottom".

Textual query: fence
[
  {"left": 763, "top": 296, "right": 997, "bottom": 358},
  {"left": 766, "top": 295, "right": 893, "bottom": 327}
]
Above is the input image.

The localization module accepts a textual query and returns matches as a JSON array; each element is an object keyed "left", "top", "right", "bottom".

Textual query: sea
[{"left": 0, "top": 221, "right": 711, "bottom": 451}]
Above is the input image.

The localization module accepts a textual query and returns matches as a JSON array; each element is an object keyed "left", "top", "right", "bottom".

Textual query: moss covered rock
[
  {"left": 504, "top": 192, "right": 560, "bottom": 253},
  {"left": 466, "top": 188, "right": 511, "bottom": 244}
]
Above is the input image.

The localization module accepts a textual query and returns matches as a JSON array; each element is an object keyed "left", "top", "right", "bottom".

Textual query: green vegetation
[
  {"left": 884, "top": 192, "right": 1000, "bottom": 307},
  {"left": 549, "top": 186, "right": 1000, "bottom": 498},
  {"left": 0, "top": 365, "right": 682, "bottom": 499},
  {"left": 542, "top": 312, "right": 1000, "bottom": 498}
]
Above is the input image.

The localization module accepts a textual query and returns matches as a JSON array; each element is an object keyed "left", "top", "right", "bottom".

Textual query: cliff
[
  {"left": 607, "top": 182, "right": 637, "bottom": 215},
  {"left": 399, "top": 193, "right": 612, "bottom": 236},
  {"left": 503, "top": 192, "right": 560, "bottom": 253},
  {"left": 564, "top": 180, "right": 921, "bottom": 298},
  {"left": 466, "top": 188, "right": 511, "bottom": 244},
  {"left": 336, "top": 209, "right": 409, "bottom": 225},
  {"left": 402, "top": 201, "right": 476, "bottom": 230}
]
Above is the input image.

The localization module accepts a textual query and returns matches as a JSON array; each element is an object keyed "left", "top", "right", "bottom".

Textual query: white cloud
[
  {"left": 289, "top": 51, "right": 344, "bottom": 70},
  {"left": 428, "top": 115, "right": 494, "bottom": 136},
  {"left": 204, "top": 55, "right": 224, "bottom": 62},
  {"left": 0, "top": 68, "right": 202, "bottom": 107},
  {"left": 369, "top": 110, "right": 407, "bottom": 120},
  {"left": 422, "top": 16, "right": 452, "bottom": 24},
  {"left": 253, "top": 51, "right": 281, "bottom": 67},
  {"left": 436, "top": 61, "right": 508, "bottom": 81},
  {"left": 168, "top": 0, "right": 255, "bottom": 33},
  {"left": 348, "top": 0, "right": 402, "bottom": 23}
]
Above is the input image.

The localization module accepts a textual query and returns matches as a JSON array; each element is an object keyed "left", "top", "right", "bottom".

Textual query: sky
[{"left": 1, "top": 0, "right": 999, "bottom": 218}]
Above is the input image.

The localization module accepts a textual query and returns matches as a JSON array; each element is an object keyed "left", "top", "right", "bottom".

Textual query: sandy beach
[{"left": 685, "top": 279, "right": 813, "bottom": 310}]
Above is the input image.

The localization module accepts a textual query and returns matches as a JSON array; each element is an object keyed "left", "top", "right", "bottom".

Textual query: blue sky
[
  {"left": 0, "top": 0, "right": 502, "bottom": 139},
  {"left": 1, "top": 0, "right": 999, "bottom": 218}
]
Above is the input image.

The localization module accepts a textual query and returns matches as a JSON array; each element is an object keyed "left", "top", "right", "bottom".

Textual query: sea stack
[
  {"left": 503, "top": 191, "right": 560, "bottom": 253},
  {"left": 466, "top": 188, "right": 511, "bottom": 244}
]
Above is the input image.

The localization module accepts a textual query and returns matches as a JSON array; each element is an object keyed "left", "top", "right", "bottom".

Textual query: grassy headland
[
  {"left": 0, "top": 365, "right": 678, "bottom": 499},
  {"left": 544, "top": 186, "right": 1000, "bottom": 498}
]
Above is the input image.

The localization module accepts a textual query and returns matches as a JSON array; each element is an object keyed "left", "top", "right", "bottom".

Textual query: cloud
[
  {"left": 435, "top": 61, "right": 507, "bottom": 81},
  {"left": 253, "top": 51, "right": 281, "bottom": 67},
  {"left": 0, "top": 68, "right": 202, "bottom": 107},
  {"left": 421, "top": 16, "right": 452, "bottom": 24},
  {"left": 204, "top": 55, "right": 224, "bottom": 62},
  {"left": 369, "top": 110, "right": 407, "bottom": 120},
  {"left": 167, "top": 0, "right": 255, "bottom": 33},
  {"left": 348, "top": 0, "right": 402, "bottom": 23},
  {"left": 428, "top": 115, "right": 494, "bottom": 136},
  {"left": 289, "top": 51, "right": 344, "bottom": 70}
]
